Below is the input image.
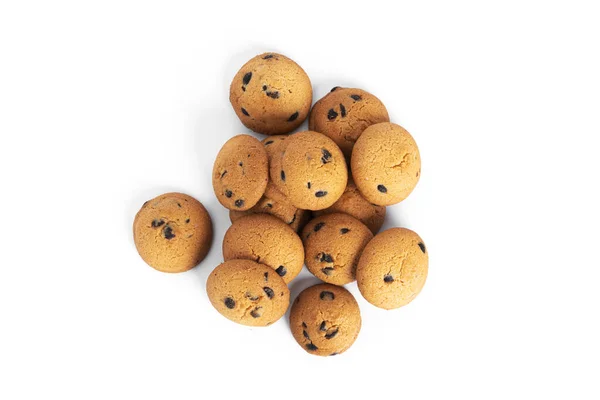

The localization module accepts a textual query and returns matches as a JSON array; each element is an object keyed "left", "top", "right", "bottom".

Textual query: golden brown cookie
[
  {"left": 229, "top": 182, "right": 310, "bottom": 233},
  {"left": 279, "top": 131, "right": 348, "bottom": 210},
  {"left": 309, "top": 87, "right": 389, "bottom": 158},
  {"left": 301, "top": 213, "right": 373, "bottom": 285},
  {"left": 206, "top": 259, "right": 290, "bottom": 327},
  {"left": 356, "top": 228, "right": 428, "bottom": 310},
  {"left": 230, "top": 52, "right": 312, "bottom": 135},
  {"left": 133, "top": 192, "right": 213, "bottom": 273},
  {"left": 351, "top": 122, "right": 421, "bottom": 206},
  {"left": 313, "top": 178, "right": 386, "bottom": 234},
  {"left": 222, "top": 214, "right": 304, "bottom": 283},
  {"left": 212, "top": 134, "right": 268, "bottom": 211},
  {"left": 289, "top": 284, "right": 361, "bottom": 356}
]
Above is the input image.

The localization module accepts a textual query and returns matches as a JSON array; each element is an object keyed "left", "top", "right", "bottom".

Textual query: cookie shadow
[{"left": 284, "top": 275, "right": 322, "bottom": 330}]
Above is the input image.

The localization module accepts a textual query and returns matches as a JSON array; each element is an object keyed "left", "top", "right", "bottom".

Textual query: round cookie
[
  {"left": 351, "top": 122, "right": 421, "bottom": 206},
  {"left": 289, "top": 284, "right": 361, "bottom": 356},
  {"left": 279, "top": 131, "right": 348, "bottom": 210},
  {"left": 212, "top": 134, "right": 268, "bottom": 211},
  {"left": 313, "top": 178, "right": 386, "bottom": 234},
  {"left": 356, "top": 228, "right": 428, "bottom": 310},
  {"left": 133, "top": 192, "right": 213, "bottom": 273},
  {"left": 302, "top": 213, "right": 373, "bottom": 285},
  {"left": 222, "top": 214, "right": 304, "bottom": 283},
  {"left": 309, "top": 87, "right": 389, "bottom": 158},
  {"left": 229, "top": 182, "right": 311, "bottom": 233},
  {"left": 207, "top": 259, "right": 290, "bottom": 327},
  {"left": 230, "top": 52, "right": 312, "bottom": 135}
]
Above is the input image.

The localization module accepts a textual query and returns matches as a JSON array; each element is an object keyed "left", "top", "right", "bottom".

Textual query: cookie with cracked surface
[
  {"left": 351, "top": 122, "right": 421, "bottom": 206},
  {"left": 356, "top": 228, "right": 428, "bottom": 310},
  {"left": 230, "top": 52, "right": 312, "bottom": 135},
  {"left": 229, "top": 182, "right": 310, "bottom": 233},
  {"left": 222, "top": 214, "right": 304, "bottom": 283},
  {"left": 279, "top": 131, "right": 348, "bottom": 210},
  {"left": 309, "top": 87, "right": 389, "bottom": 158},
  {"left": 290, "top": 284, "right": 361, "bottom": 356},
  {"left": 212, "top": 134, "right": 268, "bottom": 211},
  {"left": 313, "top": 178, "right": 386, "bottom": 234},
  {"left": 207, "top": 259, "right": 290, "bottom": 327},
  {"left": 133, "top": 192, "right": 212, "bottom": 273},
  {"left": 302, "top": 213, "right": 373, "bottom": 285}
]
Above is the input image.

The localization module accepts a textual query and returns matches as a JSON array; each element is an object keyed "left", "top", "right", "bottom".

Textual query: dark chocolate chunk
[
  {"left": 262, "top": 85, "right": 267, "bottom": 91},
  {"left": 320, "top": 321, "right": 327, "bottom": 331},
  {"left": 242, "top": 72, "right": 252, "bottom": 85},
  {"left": 143, "top": 201, "right": 149, "bottom": 207},
  {"left": 224, "top": 297, "right": 235, "bottom": 309},
  {"left": 185, "top": 218, "right": 190, "bottom": 223},
  {"left": 275, "top": 265, "right": 287, "bottom": 277},
  {"left": 321, "top": 267, "right": 334, "bottom": 276},
  {"left": 263, "top": 54, "right": 274, "bottom": 59},
  {"left": 250, "top": 307, "right": 263, "bottom": 318},
  {"left": 264, "top": 140, "right": 274, "bottom": 145},
  {"left": 238, "top": 161, "right": 243, "bottom": 167},
  {"left": 315, "top": 191, "right": 328, "bottom": 198},
  {"left": 327, "top": 109, "right": 338, "bottom": 120},
  {"left": 339, "top": 103, "right": 346, "bottom": 117},
  {"left": 330, "top": 86, "right": 341, "bottom": 92},
  {"left": 266, "top": 203, "right": 273, "bottom": 208},
  {"left": 321, "top": 148, "right": 332, "bottom": 164},
  {"left": 220, "top": 170, "right": 228, "bottom": 178},
  {"left": 246, "top": 292, "right": 259, "bottom": 301},
  {"left": 306, "top": 343, "right": 318, "bottom": 351},
  {"left": 340, "top": 228, "right": 350, "bottom": 234},
  {"left": 350, "top": 94, "right": 362, "bottom": 101},
  {"left": 320, "top": 253, "right": 334, "bottom": 263},
  {"left": 151, "top": 219, "right": 165, "bottom": 228},
  {"left": 303, "top": 330, "right": 310, "bottom": 339},
  {"left": 234, "top": 199, "right": 244, "bottom": 208},
  {"left": 314, "top": 222, "right": 325, "bottom": 232},
  {"left": 418, "top": 242, "right": 426, "bottom": 253},
  {"left": 288, "top": 111, "right": 299, "bottom": 122},
  {"left": 266, "top": 91, "right": 279, "bottom": 99},
  {"left": 177, "top": 202, "right": 181, "bottom": 208},
  {"left": 225, "top": 190, "right": 233, "bottom": 198},
  {"left": 325, "top": 329, "right": 338, "bottom": 339},
  {"left": 264, "top": 272, "right": 269, "bottom": 282},
  {"left": 320, "top": 291, "right": 335, "bottom": 301},
  {"left": 302, "top": 322, "right": 307, "bottom": 328},
  {"left": 377, "top": 184, "right": 387, "bottom": 193},
  {"left": 307, "top": 182, "right": 311, "bottom": 189},
  {"left": 263, "top": 287, "right": 274, "bottom": 299},
  {"left": 241, "top": 86, "right": 245, "bottom": 91},
  {"left": 287, "top": 213, "right": 296, "bottom": 225},
  {"left": 330, "top": 352, "right": 338, "bottom": 356},
  {"left": 241, "top": 108, "right": 249, "bottom": 116},
  {"left": 280, "top": 170, "right": 286, "bottom": 181},
  {"left": 163, "top": 225, "right": 175, "bottom": 240},
  {"left": 384, "top": 274, "right": 394, "bottom": 283}
]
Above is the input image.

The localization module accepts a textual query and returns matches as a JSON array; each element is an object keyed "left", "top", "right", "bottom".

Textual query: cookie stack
[{"left": 208, "top": 52, "right": 428, "bottom": 356}]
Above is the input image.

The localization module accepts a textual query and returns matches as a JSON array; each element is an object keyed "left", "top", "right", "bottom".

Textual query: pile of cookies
[{"left": 133, "top": 52, "right": 428, "bottom": 357}]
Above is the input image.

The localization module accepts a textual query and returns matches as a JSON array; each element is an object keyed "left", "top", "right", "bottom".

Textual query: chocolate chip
[
  {"left": 275, "top": 265, "right": 287, "bottom": 277},
  {"left": 280, "top": 170, "right": 286, "bottom": 181},
  {"left": 263, "top": 287, "right": 274, "bottom": 299},
  {"left": 339, "top": 103, "right": 346, "bottom": 117},
  {"left": 307, "top": 182, "right": 311, "bottom": 189},
  {"left": 242, "top": 72, "right": 252, "bottom": 85},
  {"left": 303, "top": 330, "right": 310, "bottom": 339},
  {"left": 288, "top": 111, "right": 299, "bottom": 122},
  {"left": 320, "top": 321, "right": 327, "bottom": 331},
  {"left": 302, "top": 322, "right": 307, "bottom": 328},
  {"left": 143, "top": 201, "right": 149, "bottom": 207},
  {"left": 234, "top": 199, "right": 244, "bottom": 208},
  {"left": 266, "top": 91, "right": 279, "bottom": 99},
  {"left": 264, "top": 272, "right": 269, "bottom": 282},
  {"left": 330, "top": 352, "right": 338, "bottom": 356},
  {"left": 225, "top": 190, "right": 233, "bottom": 198},
  {"left": 315, "top": 191, "right": 328, "bottom": 198},
  {"left": 238, "top": 161, "right": 243, "bottom": 167},
  {"left": 377, "top": 184, "right": 387, "bottom": 193},
  {"left": 220, "top": 170, "right": 227, "bottom": 178},
  {"left": 321, "top": 148, "right": 332, "bottom": 164},
  {"left": 246, "top": 292, "right": 259, "bottom": 301},
  {"left": 325, "top": 329, "right": 338, "bottom": 339},
  {"left": 320, "top": 253, "right": 333, "bottom": 263},
  {"left": 266, "top": 203, "right": 273, "bottom": 208},
  {"left": 262, "top": 85, "right": 267, "bottom": 91},
  {"left": 321, "top": 267, "right": 334, "bottom": 276},
  {"left": 224, "top": 297, "right": 235, "bottom": 309},
  {"left": 151, "top": 219, "right": 165, "bottom": 228},
  {"left": 177, "top": 202, "right": 181, "bottom": 208},
  {"left": 264, "top": 140, "right": 274, "bottom": 145},
  {"left": 314, "top": 222, "right": 325, "bottom": 232},
  {"left": 384, "top": 274, "right": 394, "bottom": 283},
  {"left": 263, "top": 54, "right": 274, "bottom": 59},
  {"left": 241, "top": 108, "right": 249, "bottom": 116},
  {"left": 330, "top": 86, "right": 341, "bottom": 92},
  {"left": 340, "top": 228, "right": 350, "bottom": 234},
  {"left": 185, "top": 218, "right": 190, "bottom": 223},
  {"left": 350, "top": 94, "right": 362, "bottom": 101},
  {"left": 287, "top": 213, "right": 296, "bottom": 225},
  {"left": 163, "top": 225, "right": 175, "bottom": 240},
  {"left": 250, "top": 307, "right": 263, "bottom": 318},
  {"left": 306, "top": 343, "right": 318, "bottom": 351},
  {"left": 320, "top": 291, "right": 335, "bottom": 301},
  {"left": 241, "top": 86, "right": 245, "bottom": 91},
  {"left": 327, "top": 109, "right": 338, "bottom": 120}
]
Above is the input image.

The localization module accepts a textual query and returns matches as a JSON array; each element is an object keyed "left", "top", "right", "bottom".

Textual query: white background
[{"left": 1, "top": 1, "right": 599, "bottom": 399}]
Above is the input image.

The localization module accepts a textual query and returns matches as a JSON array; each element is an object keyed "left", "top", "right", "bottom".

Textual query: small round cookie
[
  {"left": 356, "top": 228, "right": 428, "bottom": 310},
  {"left": 133, "top": 192, "right": 213, "bottom": 273},
  {"left": 280, "top": 131, "right": 348, "bottom": 210},
  {"left": 212, "top": 134, "right": 268, "bottom": 211},
  {"left": 351, "top": 122, "right": 421, "bottom": 206},
  {"left": 313, "top": 178, "right": 386, "bottom": 234},
  {"left": 302, "top": 213, "right": 373, "bottom": 285},
  {"left": 229, "top": 182, "right": 311, "bottom": 233},
  {"left": 290, "top": 284, "right": 361, "bottom": 356},
  {"left": 207, "top": 259, "right": 289, "bottom": 327},
  {"left": 222, "top": 214, "right": 304, "bottom": 283},
  {"left": 309, "top": 87, "right": 389, "bottom": 158},
  {"left": 230, "top": 52, "right": 312, "bottom": 135}
]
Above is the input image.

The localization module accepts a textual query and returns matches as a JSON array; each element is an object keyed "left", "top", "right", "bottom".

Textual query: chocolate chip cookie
[
  {"left": 230, "top": 52, "right": 312, "bottom": 135},
  {"left": 133, "top": 192, "right": 213, "bottom": 273}
]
